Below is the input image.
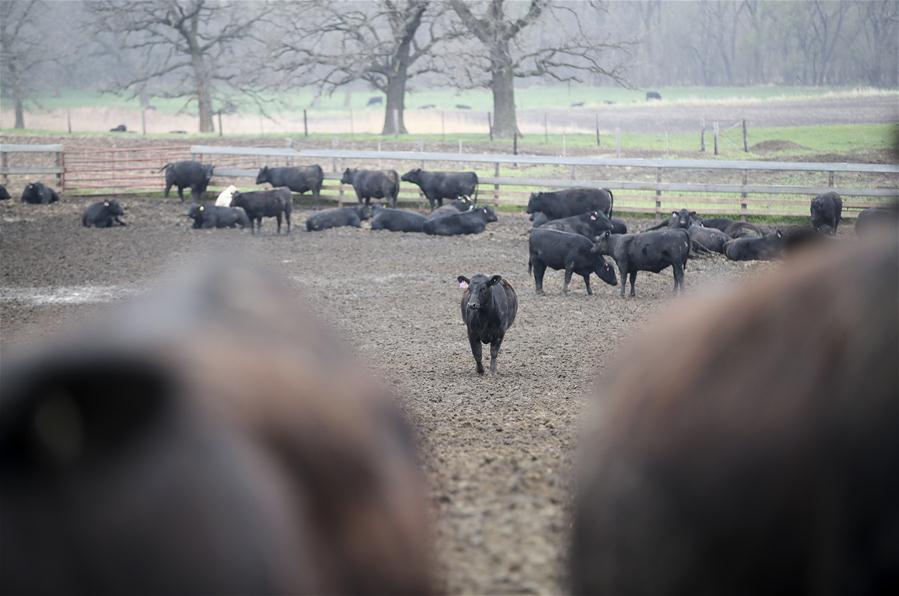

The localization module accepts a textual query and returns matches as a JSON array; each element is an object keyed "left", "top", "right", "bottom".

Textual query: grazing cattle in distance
[
  {"left": 527, "top": 188, "right": 614, "bottom": 220},
  {"left": 231, "top": 188, "right": 292, "bottom": 234},
  {"left": 457, "top": 274, "right": 518, "bottom": 374},
  {"left": 855, "top": 204, "right": 899, "bottom": 236},
  {"left": 160, "top": 161, "right": 214, "bottom": 202},
  {"left": 724, "top": 230, "right": 784, "bottom": 261},
  {"left": 422, "top": 206, "right": 496, "bottom": 236},
  {"left": 528, "top": 228, "right": 618, "bottom": 295},
  {"left": 0, "top": 185, "right": 11, "bottom": 200},
  {"left": 401, "top": 169, "right": 479, "bottom": 210},
  {"left": 109, "top": 124, "right": 127, "bottom": 132},
  {"left": 0, "top": 258, "right": 432, "bottom": 595},
  {"left": 570, "top": 101, "right": 585, "bottom": 108},
  {"left": 419, "top": 104, "right": 436, "bottom": 109},
  {"left": 538, "top": 210, "right": 615, "bottom": 238},
  {"left": 214, "top": 184, "right": 238, "bottom": 207},
  {"left": 256, "top": 165, "right": 324, "bottom": 197},
  {"left": 187, "top": 204, "right": 250, "bottom": 229},
  {"left": 645, "top": 90, "right": 662, "bottom": 101},
  {"left": 455, "top": 104, "right": 472, "bottom": 110},
  {"left": 370, "top": 208, "right": 427, "bottom": 233},
  {"left": 810, "top": 191, "right": 843, "bottom": 235},
  {"left": 571, "top": 237, "right": 898, "bottom": 596},
  {"left": 82, "top": 200, "right": 127, "bottom": 228},
  {"left": 592, "top": 229, "right": 691, "bottom": 297},
  {"left": 20, "top": 182, "right": 59, "bottom": 204},
  {"left": 341, "top": 168, "right": 400, "bottom": 208},
  {"left": 305, "top": 206, "right": 370, "bottom": 231},
  {"left": 366, "top": 96, "right": 383, "bottom": 106}
]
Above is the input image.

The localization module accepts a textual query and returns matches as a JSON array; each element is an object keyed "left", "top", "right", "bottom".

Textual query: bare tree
[
  {"left": 855, "top": 0, "right": 899, "bottom": 87},
  {"left": 86, "top": 0, "right": 269, "bottom": 132},
  {"left": 0, "top": 0, "right": 50, "bottom": 129},
  {"left": 449, "top": 0, "right": 628, "bottom": 137},
  {"left": 268, "top": 0, "right": 455, "bottom": 135}
]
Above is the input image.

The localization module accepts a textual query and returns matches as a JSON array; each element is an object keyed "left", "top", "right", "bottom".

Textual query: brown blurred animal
[
  {"left": 0, "top": 259, "right": 432, "bottom": 595},
  {"left": 571, "top": 236, "right": 898, "bottom": 595}
]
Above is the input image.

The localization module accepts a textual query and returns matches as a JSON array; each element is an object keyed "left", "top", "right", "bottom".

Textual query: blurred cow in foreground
[
  {"left": 571, "top": 234, "right": 898, "bottom": 595},
  {"left": 0, "top": 258, "right": 432, "bottom": 595}
]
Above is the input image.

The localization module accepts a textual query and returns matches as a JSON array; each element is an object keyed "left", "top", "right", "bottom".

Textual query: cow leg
[
  {"left": 582, "top": 274, "right": 593, "bottom": 295},
  {"left": 489, "top": 337, "right": 503, "bottom": 374},
  {"left": 115, "top": 217, "right": 127, "bottom": 226},
  {"left": 618, "top": 265, "right": 629, "bottom": 298},
  {"left": 533, "top": 261, "right": 547, "bottom": 295},
  {"left": 629, "top": 270, "right": 638, "bottom": 297},
  {"left": 563, "top": 263, "right": 575, "bottom": 294},
  {"left": 164, "top": 182, "right": 172, "bottom": 198},
  {"left": 469, "top": 333, "right": 484, "bottom": 374},
  {"left": 177, "top": 186, "right": 185, "bottom": 202},
  {"left": 673, "top": 262, "right": 684, "bottom": 294},
  {"left": 275, "top": 213, "right": 283, "bottom": 234},
  {"left": 284, "top": 211, "right": 291, "bottom": 233}
]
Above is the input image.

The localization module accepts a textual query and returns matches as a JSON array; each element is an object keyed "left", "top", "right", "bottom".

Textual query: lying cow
[
  {"left": 699, "top": 217, "right": 768, "bottom": 239},
  {"left": 457, "top": 274, "right": 517, "bottom": 374},
  {"left": 256, "top": 165, "right": 324, "bottom": 197},
  {"left": 20, "top": 182, "right": 60, "bottom": 204},
  {"left": 537, "top": 210, "right": 614, "bottom": 238},
  {"left": 401, "top": 169, "right": 478, "bottom": 209},
  {"left": 687, "top": 224, "right": 730, "bottom": 254},
  {"left": 724, "top": 230, "right": 783, "bottom": 261},
  {"left": 428, "top": 200, "right": 473, "bottom": 219},
  {"left": 526, "top": 187, "right": 613, "bottom": 220},
  {"left": 160, "top": 160, "right": 214, "bottom": 202},
  {"left": 370, "top": 208, "right": 427, "bottom": 233},
  {"left": 810, "top": 191, "right": 843, "bottom": 235},
  {"left": 187, "top": 204, "right": 250, "bottom": 229},
  {"left": 231, "top": 188, "right": 292, "bottom": 234},
  {"left": 571, "top": 237, "right": 897, "bottom": 595},
  {"left": 0, "top": 185, "right": 11, "bottom": 201},
  {"left": 0, "top": 258, "right": 432, "bottom": 595},
  {"left": 644, "top": 208, "right": 697, "bottom": 231},
  {"left": 528, "top": 228, "right": 618, "bottom": 295},
  {"left": 341, "top": 168, "right": 400, "bottom": 208},
  {"left": 82, "top": 200, "right": 127, "bottom": 227},
  {"left": 214, "top": 184, "right": 238, "bottom": 207},
  {"left": 592, "top": 229, "right": 691, "bottom": 297},
  {"left": 422, "top": 206, "right": 496, "bottom": 236},
  {"left": 305, "top": 206, "right": 370, "bottom": 231}
]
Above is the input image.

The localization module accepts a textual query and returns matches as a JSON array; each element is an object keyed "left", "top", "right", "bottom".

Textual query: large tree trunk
[
  {"left": 382, "top": 73, "right": 408, "bottom": 135},
  {"left": 14, "top": 98, "right": 24, "bottom": 129},
  {"left": 192, "top": 53, "right": 215, "bottom": 133},
  {"left": 490, "top": 47, "right": 517, "bottom": 138}
]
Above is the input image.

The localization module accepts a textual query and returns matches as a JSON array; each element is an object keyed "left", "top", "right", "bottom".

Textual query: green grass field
[{"left": 17, "top": 85, "right": 898, "bottom": 114}]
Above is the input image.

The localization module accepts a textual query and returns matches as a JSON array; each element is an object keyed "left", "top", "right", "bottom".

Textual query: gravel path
[{"left": 1, "top": 196, "right": 778, "bottom": 593}]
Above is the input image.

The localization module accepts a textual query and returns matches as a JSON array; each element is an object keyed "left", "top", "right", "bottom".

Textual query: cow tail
[
  {"left": 607, "top": 188, "right": 614, "bottom": 218},
  {"left": 158, "top": 162, "right": 173, "bottom": 173},
  {"left": 473, "top": 173, "right": 479, "bottom": 205},
  {"left": 683, "top": 229, "right": 692, "bottom": 269},
  {"left": 528, "top": 255, "right": 532, "bottom": 276}
]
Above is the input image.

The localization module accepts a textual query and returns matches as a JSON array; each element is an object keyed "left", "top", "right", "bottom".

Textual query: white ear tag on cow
[{"left": 459, "top": 281, "right": 469, "bottom": 289}]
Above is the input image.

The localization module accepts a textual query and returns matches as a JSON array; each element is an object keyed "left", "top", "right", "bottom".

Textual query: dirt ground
[{"left": 2, "top": 196, "right": 787, "bottom": 593}]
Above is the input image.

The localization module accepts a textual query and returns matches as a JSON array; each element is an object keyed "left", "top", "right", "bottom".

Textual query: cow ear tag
[{"left": 459, "top": 280, "right": 468, "bottom": 289}]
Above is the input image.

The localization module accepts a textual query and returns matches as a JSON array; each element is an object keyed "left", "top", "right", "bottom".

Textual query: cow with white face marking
[{"left": 457, "top": 274, "right": 517, "bottom": 375}]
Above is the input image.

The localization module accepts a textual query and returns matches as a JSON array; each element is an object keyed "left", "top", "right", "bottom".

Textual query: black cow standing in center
[
  {"left": 526, "top": 188, "right": 614, "bottom": 220},
  {"left": 457, "top": 274, "right": 517, "bottom": 375},
  {"left": 231, "top": 188, "right": 292, "bottom": 234},
  {"left": 592, "top": 229, "right": 691, "bottom": 297},
  {"left": 810, "top": 191, "right": 843, "bottom": 235},
  {"left": 528, "top": 228, "right": 618, "bottom": 295},
  {"left": 256, "top": 165, "right": 324, "bottom": 197},
  {"left": 400, "top": 169, "right": 478, "bottom": 210},
  {"left": 341, "top": 169, "right": 400, "bottom": 208},
  {"left": 82, "top": 200, "right": 127, "bottom": 227},
  {"left": 20, "top": 182, "right": 60, "bottom": 204},
  {"left": 160, "top": 161, "right": 214, "bottom": 202}
]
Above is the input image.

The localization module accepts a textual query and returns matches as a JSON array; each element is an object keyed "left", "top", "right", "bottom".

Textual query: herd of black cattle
[{"left": 2, "top": 156, "right": 897, "bottom": 594}]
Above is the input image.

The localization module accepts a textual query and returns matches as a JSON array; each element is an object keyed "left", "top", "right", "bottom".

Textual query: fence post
[
  {"left": 487, "top": 112, "right": 493, "bottom": 141},
  {"left": 655, "top": 168, "right": 663, "bottom": 219},
  {"left": 742, "top": 119, "right": 748, "bottom": 152},
  {"left": 513, "top": 131, "right": 518, "bottom": 156},
  {"left": 67, "top": 109, "right": 72, "bottom": 134},
  {"left": 493, "top": 162, "right": 500, "bottom": 206},
  {"left": 441, "top": 111, "right": 446, "bottom": 140},
  {"left": 740, "top": 170, "right": 748, "bottom": 220},
  {"left": 665, "top": 131, "right": 670, "bottom": 155},
  {"left": 544, "top": 112, "right": 548, "bottom": 143},
  {"left": 349, "top": 109, "right": 354, "bottom": 137},
  {"left": 458, "top": 139, "right": 463, "bottom": 170},
  {"left": 700, "top": 119, "right": 706, "bottom": 152},
  {"left": 713, "top": 121, "right": 719, "bottom": 156},
  {"left": 377, "top": 140, "right": 382, "bottom": 170},
  {"left": 56, "top": 149, "right": 65, "bottom": 190},
  {"left": 419, "top": 138, "right": 425, "bottom": 169},
  {"left": 828, "top": 171, "right": 835, "bottom": 187},
  {"left": 217, "top": 111, "right": 223, "bottom": 137},
  {"left": 1, "top": 151, "right": 7, "bottom": 186},
  {"left": 595, "top": 114, "right": 600, "bottom": 147},
  {"left": 570, "top": 164, "right": 576, "bottom": 181},
  {"left": 303, "top": 109, "right": 308, "bottom": 137},
  {"left": 141, "top": 109, "right": 147, "bottom": 136},
  {"left": 562, "top": 131, "right": 566, "bottom": 157},
  {"left": 616, "top": 127, "right": 621, "bottom": 158}
]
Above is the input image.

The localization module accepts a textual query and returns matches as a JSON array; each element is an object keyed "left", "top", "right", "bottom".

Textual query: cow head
[
  {"left": 591, "top": 231, "right": 614, "bottom": 256},
  {"left": 356, "top": 205, "right": 372, "bottom": 220},
  {"left": 593, "top": 254, "right": 618, "bottom": 286},
  {"left": 670, "top": 209, "right": 696, "bottom": 229},
  {"left": 340, "top": 169, "right": 356, "bottom": 185},
  {"left": 480, "top": 207, "right": 498, "bottom": 223},
  {"left": 203, "top": 164, "right": 215, "bottom": 181},
  {"left": 255, "top": 166, "right": 270, "bottom": 185},
  {"left": 458, "top": 274, "right": 502, "bottom": 311},
  {"left": 400, "top": 169, "right": 421, "bottom": 184},
  {"left": 526, "top": 192, "right": 546, "bottom": 214},
  {"left": 588, "top": 210, "right": 613, "bottom": 233},
  {"left": 105, "top": 200, "right": 125, "bottom": 216}
]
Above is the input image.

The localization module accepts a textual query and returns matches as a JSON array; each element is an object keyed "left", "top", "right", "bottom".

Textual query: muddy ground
[{"left": 2, "top": 196, "right": 790, "bottom": 593}]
